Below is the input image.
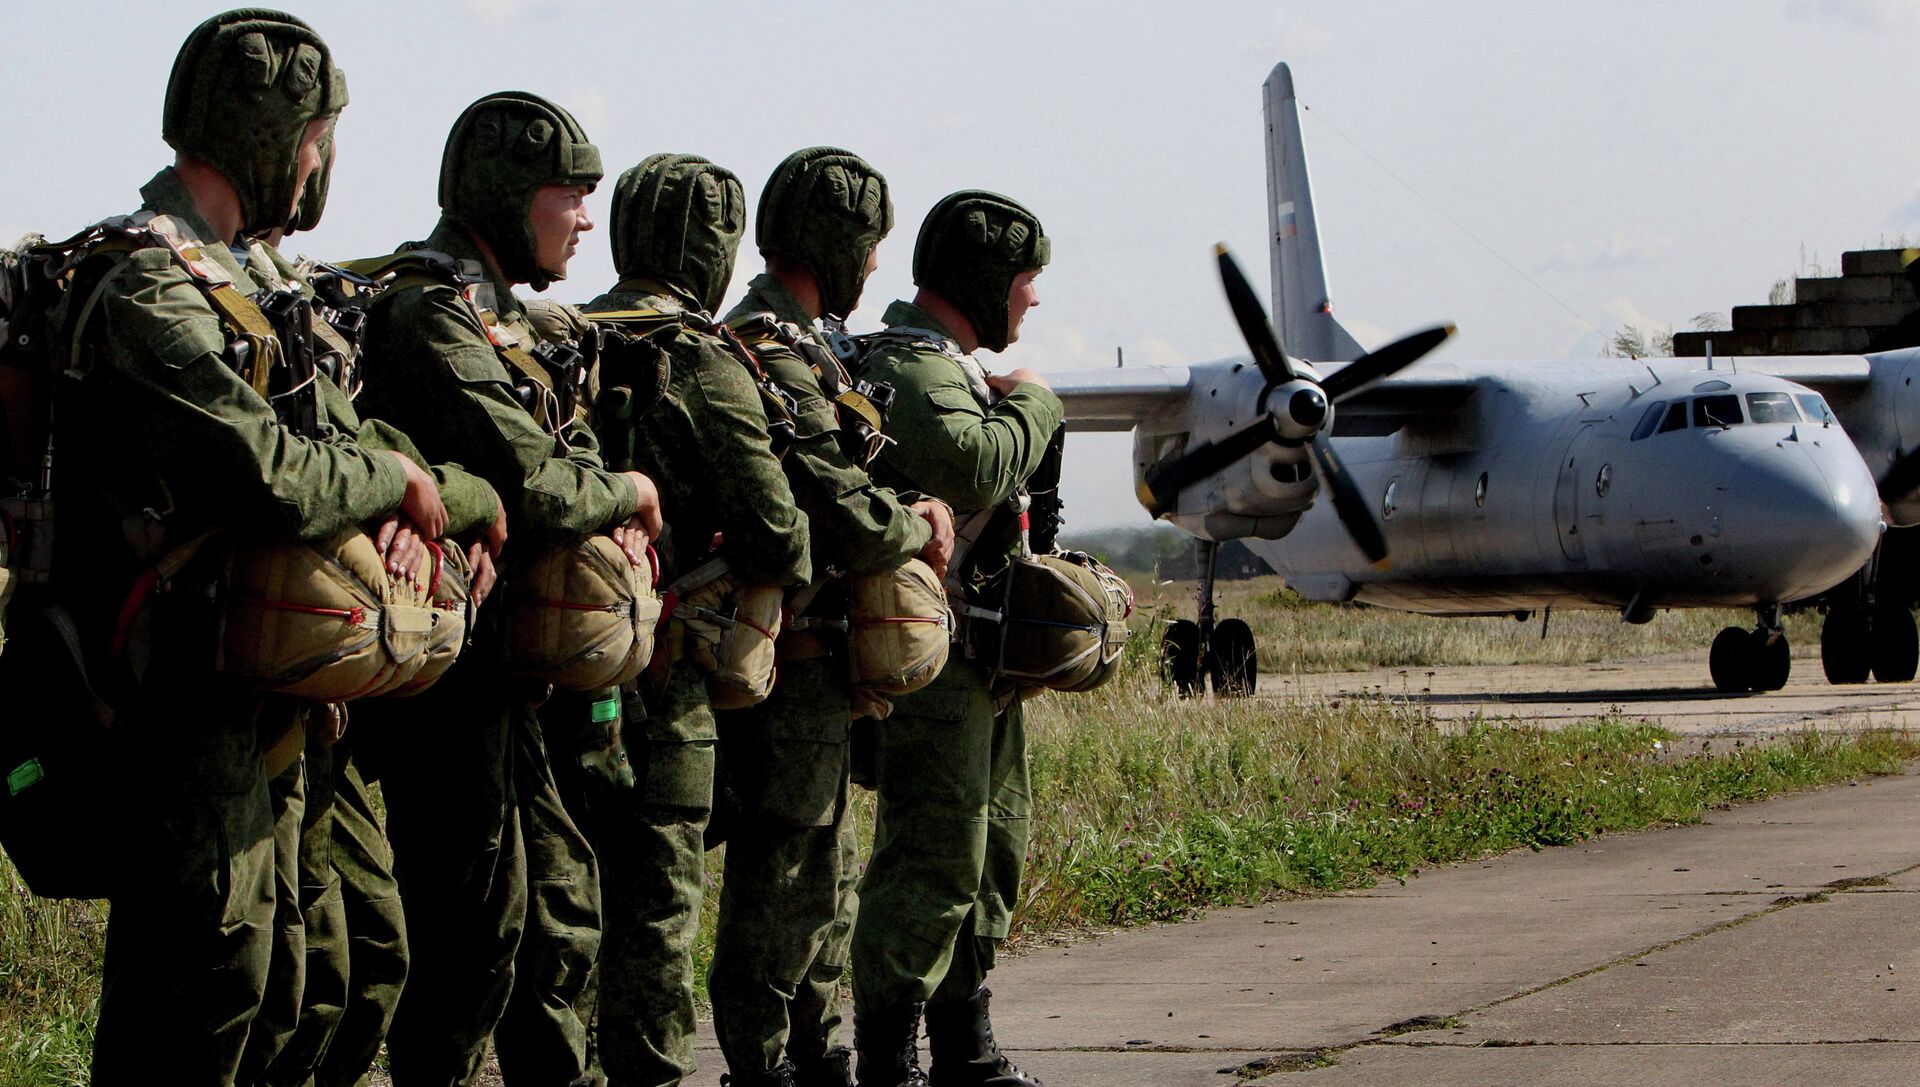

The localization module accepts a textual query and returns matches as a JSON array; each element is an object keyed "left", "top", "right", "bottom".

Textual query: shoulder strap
[{"left": 93, "top": 213, "right": 284, "bottom": 398}]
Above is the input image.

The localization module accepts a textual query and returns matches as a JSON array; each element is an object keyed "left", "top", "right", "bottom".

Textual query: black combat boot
[
  {"left": 721, "top": 1062, "right": 799, "bottom": 1087},
  {"left": 853, "top": 1004, "right": 928, "bottom": 1087},
  {"left": 793, "top": 1045, "right": 855, "bottom": 1087},
  {"left": 923, "top": 987, "right": 1043, "bottom": 1087}
]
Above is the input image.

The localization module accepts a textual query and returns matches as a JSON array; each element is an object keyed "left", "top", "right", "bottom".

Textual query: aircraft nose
[{"left": 1721, "top": 443, "right": 1881, "bottom": 599}]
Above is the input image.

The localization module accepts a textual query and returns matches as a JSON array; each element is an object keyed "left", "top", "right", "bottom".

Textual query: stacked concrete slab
[{"left": 1673, "top": 247, "right": 1920, "bottom": 357}]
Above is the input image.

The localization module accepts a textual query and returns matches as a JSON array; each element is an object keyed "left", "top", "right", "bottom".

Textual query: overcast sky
[{"left": 6, "top": 1, "right": 1918, "bottom": 529}]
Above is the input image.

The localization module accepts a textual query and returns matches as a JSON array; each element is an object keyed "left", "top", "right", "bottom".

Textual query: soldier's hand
[
  {"left": 467, "top": 540, "right": 500, "bottom": 606},
  {"left": 622, "top": 471, "right": 664, "bottom": 539},
  {"left": 985, "top": 368, "right": 1050, "bottom": 396},
  {"left": 611, "top": 515, "right": 650, "bottom": 569},
  {"left": 374, "top": 516, "right": 426, "bottom": 585},
  {"left": 386, "top": 451, "right": 450, "bottom": 540},
  {"left": 909, "top": 499, "right": 954, "bottom": 578}
]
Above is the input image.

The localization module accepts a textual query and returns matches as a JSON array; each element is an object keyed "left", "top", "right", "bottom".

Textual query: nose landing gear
[
  {"left": 1161, "top": 539, "right": 1259, "bottom": 697},
  {"left": 1710, "top": 606, "right": 1790, "bottom": 693}
]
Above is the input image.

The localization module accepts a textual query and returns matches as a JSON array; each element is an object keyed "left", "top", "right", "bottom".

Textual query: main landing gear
[
  {"left": 1162, "top": 539, "right": 1258, "bottom": 698},
  {"left": 1818, "top": 545, "right": 1918, "bottom": 685},
  {"left": 1709, "top": 606, "right": 1790, "bottom": 693}
]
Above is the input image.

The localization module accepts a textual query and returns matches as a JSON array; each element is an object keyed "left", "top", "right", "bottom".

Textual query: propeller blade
[
  {"left": 1216, "top": 244, "right": 1296, "bottom": 385},
  {"left": 1304, "top": 436, "right": 1389, "bottom": 564},
  {"left": 1879, "top": 446, "right": 1920, "bottom": 504},
  {"left": 1140, "top": 419, "right": 1280, "bottom": 515},
  {"left": 1320, "top": 324, "right": 1456, "bottom": 403}
]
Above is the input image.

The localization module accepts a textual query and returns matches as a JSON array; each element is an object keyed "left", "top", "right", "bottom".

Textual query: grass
[
  {"left": 0, "top": 861, "right": 102, "bottom": 1086},
  {"left": 2, "top": 581, "right": 1910, "bottom": 1082}
]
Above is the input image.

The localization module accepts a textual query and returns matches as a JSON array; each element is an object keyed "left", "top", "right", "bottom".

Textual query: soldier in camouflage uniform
[
  {"left": 576, "top": 153, "right": 810, "bottom": 1087},
  {"left": 850, "top": 192, "right": 1061, "bottom": 1087},
  {"left": 350, "top": 92, "right": 661, "bottom": 1087},
  {"left": 709, "top": 147, "right": 953, "bottom": 1087},
  {"left": 51, "top": 11, "right": 450, "bottom": 1085},
  {"left": 251, "top": 150, "right": 509, "bottom": 1087}
]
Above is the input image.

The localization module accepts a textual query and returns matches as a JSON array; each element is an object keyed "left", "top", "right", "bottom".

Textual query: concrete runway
[
  {"left": 1262, "top": 648, "right": 1920, "bottom": 737},
  {"left": 665, "top": 656, "right": 1920, "bottom": 1086}
]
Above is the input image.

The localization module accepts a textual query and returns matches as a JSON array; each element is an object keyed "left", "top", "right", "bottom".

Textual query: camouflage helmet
[
  {"left": 162, "top": 9, "right": 349, "bottom": 237},
  {"left": 912, "top": 190, "right": 1049, "bottom": 352},
  {"left": 288, "top": 130, "right": 333, "bottom": 234},
  {"left": 438, "top": 92, "right": 603, "bottom": 290},
  {"left": 756, "top": 147, "right": 893, "bottom": 320},
  {"left": 609, "top": 153, "right": 745, "bottom": 315}
]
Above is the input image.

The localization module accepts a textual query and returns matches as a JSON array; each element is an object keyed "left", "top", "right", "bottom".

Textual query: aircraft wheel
[
  {"left": 1209, "top": 618, "right": 1258, "bottom": 698},
  {"left": 1751, "top": 630, "right": 1790, "bottom": 692},
  {"left": 1871, "top": 605, "right": 1919, "bottom": 683},
  {"left": 1821, "top": 609, "right": 1871, "bottom": 684},
  {"left": 1163, "top": 619, "right": 1201, "bottom": 697},
  {"left": 1709, "top": 626, "right": 1754, "bottom": 693}
]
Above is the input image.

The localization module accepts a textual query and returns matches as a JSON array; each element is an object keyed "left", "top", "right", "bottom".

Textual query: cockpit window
[
  {"left": 1693, "top": 394, "right": 1743, "bottom": 428},
  {"left": 1631, "top": 400, "right": 1666, "bottom": 441},
  {"left": 1745, "top": 392, "right": 1800, "bottom": 423},
  {"left": 1657, "top": 401, "right": 1689, "bottom": 434},
  {"left": 1795, "top": 393, "right": 1836, "bottom": 426}
]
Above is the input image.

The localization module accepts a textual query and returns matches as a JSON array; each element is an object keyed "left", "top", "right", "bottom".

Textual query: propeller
[{"left": 1140, "top": 245, "right": 1455, "bottom": 564}]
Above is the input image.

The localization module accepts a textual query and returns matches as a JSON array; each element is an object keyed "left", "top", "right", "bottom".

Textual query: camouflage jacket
[
  {"left": 583, "top": 278, "right": 808, "bottom": 590},
  {"left": 53, "top": 168, "right": 408, "bottom": 639},
  {"left": 721, "top": 274, "right": 927, "bottom": 579},
  {"left": 259, "top": 244, "right": 500, "bottom": 539},
  {"left": 352, "top": 220, "right": 638, "bottom": 549},
  {"left": 855, "top": 300, "right": 1064, "bottom": 590}
]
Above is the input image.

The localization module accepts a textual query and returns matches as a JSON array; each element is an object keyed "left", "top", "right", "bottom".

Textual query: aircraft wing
[{"left": 1039, "top": 366, "right": 1194, "bottom": 432}]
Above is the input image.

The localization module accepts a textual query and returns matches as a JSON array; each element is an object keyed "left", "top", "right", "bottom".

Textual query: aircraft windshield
[
  {"left": 1745, "top": 392, "right": 1800, "bottom": 424},
  {"left": 1795, "top": 393, "right": 1836, "bottom": 425},
  {"left": 1657, "top": 401, "right": 1689, "bottom": 434},
  {"left": 1693, "top": 394, "right": 1743, "bottom": 428},
  {"left": 1631, "top": 401, "right": 1666, "bottom": 441}
]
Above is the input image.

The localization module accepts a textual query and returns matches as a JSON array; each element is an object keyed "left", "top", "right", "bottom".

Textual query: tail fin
[{"left": 1264, "top": 62, "right": 1363, "bottom": 362}]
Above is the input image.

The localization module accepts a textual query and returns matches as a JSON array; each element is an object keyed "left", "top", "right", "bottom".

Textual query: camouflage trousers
[
  {"left": 240, "top": 740, "right": 312, "bottom": 1086},
  {"left": 91, "top": 672, "right": 277, "bottom": 1087},
  {"left": 851, "top": 659, "right": 1031, "bottom": 1011},
  {"left": 237, "top": 734, "right": 409, "bottom": 1087},
  {"left": 372, "top": 657, "right": 600, "bottom": 1087},
  {"left": 709, "top": 656, "right": 858, "bottom": 1076},
  {"left": 315, "top": 742, "right": 411, "bottom": 1087},
  {"left": 560, "top": 665, "right": 715, "bottom": 1087}
]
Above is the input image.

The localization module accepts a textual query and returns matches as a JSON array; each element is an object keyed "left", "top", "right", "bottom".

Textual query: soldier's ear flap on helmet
[{"left": 163, "top": 9, "right": 347, "bottom": 236}]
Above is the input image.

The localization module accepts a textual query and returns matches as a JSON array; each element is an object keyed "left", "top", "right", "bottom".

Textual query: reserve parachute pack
[
  {"left": 827, "top": 322, "right": 1128, "bottom": 692},
  {"left": 663, "top": 554, "right": 784, "bottom": 710},
  {"left": 496, "top": 534, "right": 660, "bottom": 690},
  {"left": 339, "top": 252, "right": 666, "bottom": 692}
]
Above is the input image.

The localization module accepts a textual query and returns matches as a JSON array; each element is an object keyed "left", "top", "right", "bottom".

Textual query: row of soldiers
[{"left": 24, "top": 10, "right": 1067, "bottom": 1087}]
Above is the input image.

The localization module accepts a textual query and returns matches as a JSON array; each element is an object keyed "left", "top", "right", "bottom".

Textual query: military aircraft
[{"left": 1046, "top": 62, "right": 1920, "bottom": 696}]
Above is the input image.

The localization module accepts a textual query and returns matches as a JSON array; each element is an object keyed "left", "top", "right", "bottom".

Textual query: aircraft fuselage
[{"left": 1243, "top": 357, "right": 1884, "bottom": 617}]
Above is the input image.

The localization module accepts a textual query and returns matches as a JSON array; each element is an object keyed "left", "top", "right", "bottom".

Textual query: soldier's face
[
  {"left": 850, "top": 244, "right": 880, "bottom": 309},
  {"left": 290, "top": 117, "right": 333, "bottom": 221},
  {"left": 530, "top": 184, "right": 595, "bottom": 277},
  {"left": 1005, "top": 268, "right": 1042, "bottom": 344}
]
